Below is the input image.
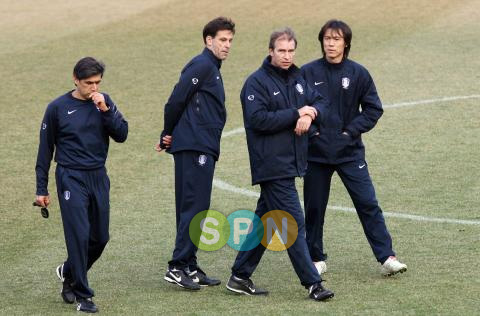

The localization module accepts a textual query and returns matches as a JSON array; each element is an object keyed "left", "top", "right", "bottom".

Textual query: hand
[
  {"left": 294, "top": 115, "right": 313, "bottom": 136},
  {"left": 298, "top": 105, "right": 317, "bottom": 120},
  {"left": 155, "top": 135, "right": 172, "bottom": 152},
  {"left": 35, "top": 195, "right": 50, "bottom": 207},
  {"left": 89, "top": 92, "right": 109, "bottom": 112}
]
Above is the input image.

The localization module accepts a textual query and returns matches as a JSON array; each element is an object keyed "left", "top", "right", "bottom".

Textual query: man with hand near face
[
  {"left": 226, "top": 27, "right": 334, "bottom": 302},
  {"left": 155, "top": 17, "right": 235, "bottom": 291},
  {"left": 301, "top": 19, "right": 407, "bottom": 277},
  {"left": 35, "top": 57, "right": 128, "bottom": 313}
]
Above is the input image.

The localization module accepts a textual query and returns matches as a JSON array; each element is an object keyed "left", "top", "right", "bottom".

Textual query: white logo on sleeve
[
  {"left": 247, "top": 95, "right": 254, "bottom": 101},
  {"left": 295, "top": 83, "right": 304, "bottom": 94},
  {"left": 342, "top": 77, "right": 350, "bottom": 89},
  {"left": 359, "top": 164, "right": 366, "bottom": 169},
  {"left": 314, "top": 81, "right": 324, "bottom": 86},
  {"left": 42, "top": 123, "right": 47, "bottom": 130},
  {"left": 192, "top": 78, "right": 199, "bottom": 85},
  {"left": 67, "top": 110, "right": 77, "bottom": 115},
  {"left": 64, "top": 191, "right": 71, "bottom": 200},
  {"left": 273, "top": 91, "right": 280, "bottom": 96}
]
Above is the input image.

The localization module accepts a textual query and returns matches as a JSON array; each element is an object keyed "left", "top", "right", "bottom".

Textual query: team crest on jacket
[
  {"left": 247, "top": 95, "right": 255, "bottom": 101},
  {"left": 64, "top": 190, "right": 70, "bottom": 200},
  {"left": 342, "top": 77, "right": 350, "bottom": 89},
  {"left": 192, "top": 78, "right": 199, "bottom": 85},
  {"left": 42, "top": 123, "right": 47, "bottom": 130},
  {"left": 295, "top": 83, "right": 304, "bottom": 95},
  {"left": 198, "top": 154, "right": 207, "bottom": 166}
]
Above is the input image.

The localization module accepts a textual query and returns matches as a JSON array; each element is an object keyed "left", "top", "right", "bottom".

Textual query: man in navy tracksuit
[
  {"left": 226, "top": 28, "right": 334, "bottom": 301},
  {"left": 301, "top": 20, "right": 407, "bottom": 276},
  {"left": 35, "top": 57, "right": 128, "bottom": 313},
  {"left": 155, "top": 17, "right": 235, "bottom": 290}
]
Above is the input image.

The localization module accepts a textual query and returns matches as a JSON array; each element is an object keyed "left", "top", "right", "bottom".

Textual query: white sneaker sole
[{"left": 382, "top": 266, "right": 407, "bottom": 276}]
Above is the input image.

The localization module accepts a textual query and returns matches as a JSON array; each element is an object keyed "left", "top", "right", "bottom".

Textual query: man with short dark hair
[
  {"left": 225, "top": 27, "right": 334, "bottom": 301},
  {"left": 35, "top": 56, "right": 128, "bottom": 313},
  {"left": 155, "top": 17, "right": 235, "bottom": 290},
  {"left": 301, "top": 19, "right": 407, "bottom": 276}
]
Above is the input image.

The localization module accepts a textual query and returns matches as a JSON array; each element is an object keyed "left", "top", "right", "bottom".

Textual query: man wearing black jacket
[
  {"left": 35, "top": 57, "right": 128, "bottom": 313},
  {"left": 226, "top": 28, "right": 334, "bottom": 301},
  {"left": 301, "top": 20, "right": 407, "bottom": 276},
  {"left": 155, "top": 17, "right": 235, "bottom": 290}
]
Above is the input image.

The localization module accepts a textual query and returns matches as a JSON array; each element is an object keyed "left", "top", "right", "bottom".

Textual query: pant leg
[
  {"left": 55, "top": 166, "right": 94, "bottom": 298},
  {"left": 304, "top": 162, "right": 335, "bottom": 262},
  {"left": 169, "top": 151, "right": 215, "bottom": 269},
  {"left": 262, "top": 178, "right": 320, "bottom": 287},
  {"left": 231, "top": 192, "right": 269, "bottom": 279},
  {"left": 337, "top": 160, "right": 395, "bottom": 263},
  {"left": 86, "top": 167, "right": 110, "bottom": 271}
]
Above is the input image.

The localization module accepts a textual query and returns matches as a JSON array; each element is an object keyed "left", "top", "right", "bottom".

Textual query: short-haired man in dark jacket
[
  {"left": 35, "top": 57, "right": 128, "bottom": 313},
  {"left": 226, "top": 27, "right": 334, "bottom": 302},
  {"left": 301, "top": 19, "right": 407, "bottom": 276},
  {"left": 155, "top": 17, "right": 235, "bottom": 290}
]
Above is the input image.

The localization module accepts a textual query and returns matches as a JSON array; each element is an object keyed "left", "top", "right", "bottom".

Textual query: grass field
[{"left": 1, "top": 0, "right": 479, "bottom": 314}]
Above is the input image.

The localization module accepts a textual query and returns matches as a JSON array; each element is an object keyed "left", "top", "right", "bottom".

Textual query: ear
[
  {"left": 73, "top": 76, "right": 79, "bottom": 86},
  {"left": 205, "top": 35, "right": 213, "bottom": 47},
  {"left": 269, "top": 48, "right": 274, "bottom": 57}
]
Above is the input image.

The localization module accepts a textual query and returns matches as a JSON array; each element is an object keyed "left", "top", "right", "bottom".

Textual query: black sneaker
[
  {"left": 56, "top": 264, "right": 75, "bottom": 304},
  {"left": 188, "top": 267, "right": 221, "bottom": 286},
  {"left": 308, "top": 282, "right": 334, "bottom": 301},
  {"left": 226, "top": 275, "right": 268, "bottom": 296},
  {"left": 164, "top": 267, "right": 201, "bottom": 290},
  {"left": 76, "top": 297, "right": 98, "bottom": 313}
]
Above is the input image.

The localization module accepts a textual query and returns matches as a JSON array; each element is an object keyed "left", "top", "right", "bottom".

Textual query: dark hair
[
  {"left": 269, "top": 27, "right": 297, "bottom": 50},
  {"left": 318, "top": 19, "right": 352, "bottom": 60},
  {"left": 202, "top": 17, "right": 235, "bottom": 43},
  {"left": 73, "top": 57, "right": 105, "bottom": 80}
]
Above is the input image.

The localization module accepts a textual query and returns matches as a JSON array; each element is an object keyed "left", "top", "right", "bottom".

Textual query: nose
[{"left": 92, "top": 83, "right": 98, "bottom": 91}]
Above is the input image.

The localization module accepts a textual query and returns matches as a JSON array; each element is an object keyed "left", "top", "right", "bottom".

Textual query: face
[
  {"left": 322, "top": 28, "right": 346, "bottom": 63},
  {"left": 73, "top": 74, "right": 102, "bottom": 100},
  {"left": 206, "top": 30, "right": 234, "bottom": 60},
  {"left": 269, "top": 37, "right": 296, "bottom": 70}
]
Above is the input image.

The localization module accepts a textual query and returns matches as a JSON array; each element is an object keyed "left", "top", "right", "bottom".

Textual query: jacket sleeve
[
  {"left": 35, "top": 103, "right": 57, "bottom": 196},
  {"left": 344, "top": 72, "right": 383, "bottom": 137},
  {"left": 241, "top": 77, "right": 299, "bottom": 134},
  {"left": 161, "top": 61, "right": 212, "bottom": 137},
  {"left": 102, "top": 95, "right": 128, "bottom": 143}
]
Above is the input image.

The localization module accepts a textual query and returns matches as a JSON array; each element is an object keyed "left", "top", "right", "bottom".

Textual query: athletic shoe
[
  {"left": 164, "top": 267, "right": 201, "bottom": 290},
  {"left": 76, "top": 297, "right": 98, "bottom": 313},
  {"left": 313, "top": 261, "right": 327, "bottom": 275},
  {"left": 380, "top": 256, "right": 407, "bottom": 276},
  {"left": 56, "top": 264, "right": 75, "bottom": 304},
  {"left": 188, "top": 267, "right": 221, "bottom": 286},
  {"left": 308, "top": 282, "right": 334, "bottom": 301},
  {"left": 226, "top": 275, "right": 268, "bottom": 296}
]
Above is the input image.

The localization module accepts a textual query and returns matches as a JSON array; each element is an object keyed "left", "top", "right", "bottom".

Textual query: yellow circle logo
[{"left": 260, "top": 210, "right": 298, "bottom": 251}]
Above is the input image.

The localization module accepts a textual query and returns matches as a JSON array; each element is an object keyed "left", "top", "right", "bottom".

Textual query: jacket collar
[
  {"left": 262, "top": 56, "right": 299, "bottom": 83},
  {"left": 202, "top": 47, "right": 222, "bottom": 69}
]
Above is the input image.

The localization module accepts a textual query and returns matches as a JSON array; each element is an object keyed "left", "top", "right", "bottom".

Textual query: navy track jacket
[
  {"left": 35, "top": 91, "right": 128, "bottom": 195},
  {"left": 161, "top": 48, "right": 226, "bottom": 160},
  {"left": 241, "top": 57, "right": 329, "bottom": 185},
  {"left": 301, "top": 58, "right": 383, "bottom": 164}
]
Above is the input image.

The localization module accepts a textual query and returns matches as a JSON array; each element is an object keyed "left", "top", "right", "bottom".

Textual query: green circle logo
[{"left": 189, "top": 210, "right": 230, "bottom": 251}]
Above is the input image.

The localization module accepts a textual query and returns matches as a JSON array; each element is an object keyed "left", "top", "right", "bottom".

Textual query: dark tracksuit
[
  {"left": 160, "top": 48, "right": 226, "bottom": 270},
  {"left": 231, "top": 57, "right": 329, "bottom": 287},
  {"left": 301, "top": 58, "right": 395, "bottom": 264},
  {"left": 35, "top": 91, "right": 128, "bottom": 298}
]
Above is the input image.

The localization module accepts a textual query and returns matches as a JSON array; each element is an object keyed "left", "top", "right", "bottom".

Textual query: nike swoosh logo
[
  {"left": 67, "top": 110, "right": 77, "bottom": 115},
  {"left": 359, "top": 164, "right": 366, "bottom": 169},
  {"left": 314, "top": 81, "right": 324, "bottom": 85},
  {"left": 171, "top": 273, "right": 182, "bottom": 283},
  {"left": 273, "top": 91, "right": 280, "bottom": 95}
]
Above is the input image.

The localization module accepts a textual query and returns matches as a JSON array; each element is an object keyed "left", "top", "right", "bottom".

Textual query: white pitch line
[
  {"left": 222, "top": 95, "right": 480, "bottom": 138},
  {"left": 212, "top": 179, "right": 480, "bottom": 226}
]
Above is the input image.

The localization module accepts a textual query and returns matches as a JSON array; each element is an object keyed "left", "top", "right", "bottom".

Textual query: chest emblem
[
  {"left": 192, "top": 77, "right": 199, "bottom": 85},
  {"left": 295, "top": 83, "right": 304, "bottom": 95},
  {"left": 342, "top": 77, "right": 350, "bottom": 89},
  {"left": 247, "top": 95, "right": 255, "bottom": 101}
]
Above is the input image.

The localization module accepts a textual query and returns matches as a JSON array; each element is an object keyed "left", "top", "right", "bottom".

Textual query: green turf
[{"left": 1, "top": 0, "right": 479, "bottom": 314}]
